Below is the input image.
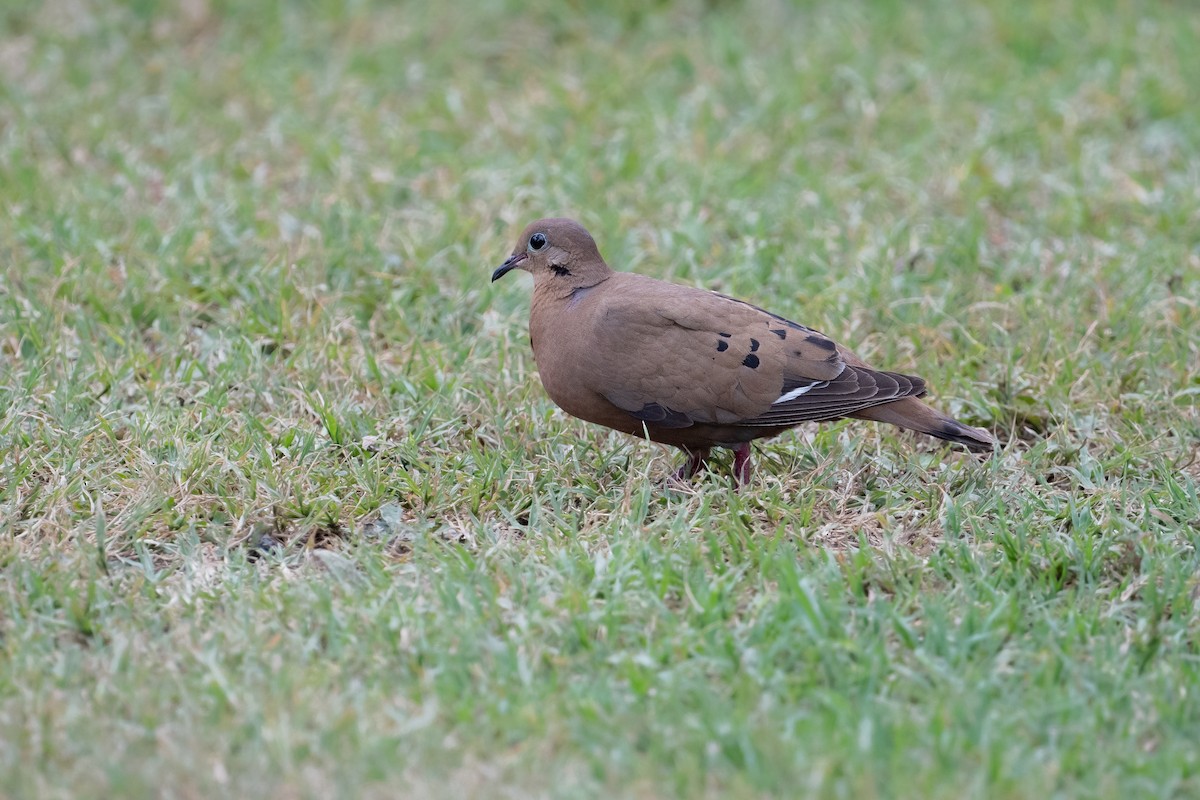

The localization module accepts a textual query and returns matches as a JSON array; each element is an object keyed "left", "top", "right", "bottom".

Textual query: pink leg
[
  {"left": 732, "top": 443, "right": 752, "bottom": 487},
  {"left": 675, "top": 448, "right": 710, "bottom": 481}
]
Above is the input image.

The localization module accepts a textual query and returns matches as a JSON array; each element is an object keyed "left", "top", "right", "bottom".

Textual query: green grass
[{"left": 2, "top": 0, "right": 1199, "bottom": 796}]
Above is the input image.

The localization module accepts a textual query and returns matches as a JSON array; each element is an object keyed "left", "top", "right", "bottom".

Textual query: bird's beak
[{"left": 491, "top": 252, "right": 527, "bottom": 282}]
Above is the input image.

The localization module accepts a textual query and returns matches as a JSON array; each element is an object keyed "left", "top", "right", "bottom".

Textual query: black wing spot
[
  {"left": 742, "top": 354, "right": 760, "bottom": 369},
  {"left": 718, "top": 332, "right": 732, "bottom": 338},
  {"left": 717, "top": 340, "right": 729, "bottom": 352},
  {"left": 805, "top": 334, "right": 837, "bottom": 351},
  {"left": 770, "top": 328, "right": 787, "bottom": 340},
  {"left": 749, "top": 338, "right": 760, "bottom": 352}
]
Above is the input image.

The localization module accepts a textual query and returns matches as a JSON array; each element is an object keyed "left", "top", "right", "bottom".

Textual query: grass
[{"left": 1, "top": 0, "right": 1198, "bottom": 796}]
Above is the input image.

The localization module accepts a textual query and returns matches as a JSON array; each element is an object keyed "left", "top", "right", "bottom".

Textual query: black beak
[{"left": 491, "top": 252, "right": 527, "bottom": 282}]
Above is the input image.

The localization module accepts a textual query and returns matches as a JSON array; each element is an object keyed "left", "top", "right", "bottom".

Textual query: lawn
[{"left": 1, "top": 0, "right": 1198, "bottom": 797}]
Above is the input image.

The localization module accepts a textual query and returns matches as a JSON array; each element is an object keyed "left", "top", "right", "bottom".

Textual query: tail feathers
[{"left": 851, "top": 397, "right": 996, "bottom": 453}]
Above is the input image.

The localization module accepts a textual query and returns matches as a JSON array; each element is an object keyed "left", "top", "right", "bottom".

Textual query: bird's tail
[{"left": 851, "top": 397, "right": 996, "bottom": 453}]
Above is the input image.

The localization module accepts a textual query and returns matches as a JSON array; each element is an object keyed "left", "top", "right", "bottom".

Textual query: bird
[{"left": 491, "top": 217, "right": 995, "bottom": 485}]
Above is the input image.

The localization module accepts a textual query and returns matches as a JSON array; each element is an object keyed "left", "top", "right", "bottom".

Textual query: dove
[{"left": 492, "top": 218, "right": 995, "bottom": 485}]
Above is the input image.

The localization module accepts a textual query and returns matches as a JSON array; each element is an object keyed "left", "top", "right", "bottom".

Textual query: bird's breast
[{"left": 527, "top": 298, "right": 641, "bottom": 436}]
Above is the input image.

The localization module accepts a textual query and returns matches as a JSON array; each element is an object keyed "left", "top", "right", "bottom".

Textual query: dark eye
[{"left": 529, "top": 232, "right": 547, "bottom": 251}]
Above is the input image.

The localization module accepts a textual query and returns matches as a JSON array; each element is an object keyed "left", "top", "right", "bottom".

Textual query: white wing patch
[{"left": 772, "top": 380, "right": 829, "bottom": 405}]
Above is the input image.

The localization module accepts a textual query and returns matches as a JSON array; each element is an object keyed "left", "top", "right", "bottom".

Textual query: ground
[{"left": 1, "top": 0, "right": 1198, "bottom": 797}]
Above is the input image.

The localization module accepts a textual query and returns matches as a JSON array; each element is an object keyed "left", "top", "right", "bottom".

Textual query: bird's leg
[
  {"left": 732, "top": 443, "right": 752, "bottom": 487},
  {"left": 675, "top": 447, "right": 710, "bottom": 481}
]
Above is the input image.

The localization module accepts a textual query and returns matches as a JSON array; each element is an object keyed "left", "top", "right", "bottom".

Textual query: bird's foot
[
  {"left": 672, "top": 448, "right": 710, "bottom": 482},
  {"left": 732, "top": 443, "right": 752, "bottom": 488}
]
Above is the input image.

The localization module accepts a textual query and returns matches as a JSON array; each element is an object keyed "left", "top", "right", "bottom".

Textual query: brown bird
[{"left": 492, "top": 218, "right": 995, "bottom": 485}]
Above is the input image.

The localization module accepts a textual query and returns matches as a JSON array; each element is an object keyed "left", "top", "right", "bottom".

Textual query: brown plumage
[{"left": 492, "top": 218, "right": 996, "bottom": 485}]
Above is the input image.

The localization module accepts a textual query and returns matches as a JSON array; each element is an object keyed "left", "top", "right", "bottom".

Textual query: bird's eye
[{"left": 528, "top": 233, "right": 547, "bottom": 251}]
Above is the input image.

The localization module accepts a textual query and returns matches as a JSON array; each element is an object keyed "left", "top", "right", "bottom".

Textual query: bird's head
[{"left": 492, "top": 218, "right": 612, "bottom": 291}]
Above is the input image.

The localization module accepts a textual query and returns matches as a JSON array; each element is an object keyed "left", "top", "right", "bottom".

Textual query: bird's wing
[{"left": 583, "top": 275, "right": 925, "bottom": 429}]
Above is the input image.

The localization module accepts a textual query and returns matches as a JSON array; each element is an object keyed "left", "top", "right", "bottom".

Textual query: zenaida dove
[{"left": 492, "top": 218, "right": 995, "bottom": 485}]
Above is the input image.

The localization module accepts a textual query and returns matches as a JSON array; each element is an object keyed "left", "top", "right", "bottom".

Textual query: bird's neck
[{"left": 532, "top": 273, "right": 612, "bottom": 303}]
